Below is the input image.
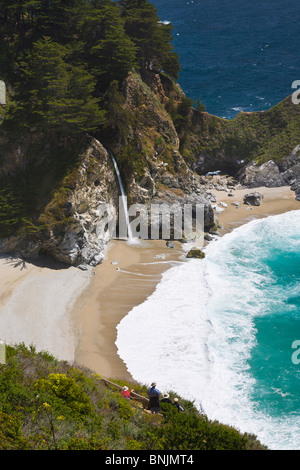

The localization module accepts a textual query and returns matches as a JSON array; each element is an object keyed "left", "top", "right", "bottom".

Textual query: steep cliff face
[
  {"left": 0, "top": 72, "right": 217, "bottom": 265},
  {"left": 0, "top": 138, "right": 120, "bottom": 266},
  {"left": 1, "top": 68, "right": 299, "bottom": 265},
  {"left": 110, "top": 72, "right": 216, "bottom": 231}
]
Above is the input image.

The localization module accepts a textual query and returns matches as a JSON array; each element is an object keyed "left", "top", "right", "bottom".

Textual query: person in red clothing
[{"left": 121, "top": 386, "right": 133, "bottom": 399}]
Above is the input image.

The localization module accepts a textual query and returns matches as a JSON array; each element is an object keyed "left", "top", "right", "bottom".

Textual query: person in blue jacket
[{"left": 147, "top": 382, "right": 161, "bottom": 413}]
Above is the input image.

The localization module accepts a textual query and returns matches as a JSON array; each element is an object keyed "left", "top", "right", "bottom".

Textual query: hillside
[
  {"left": 0, "top": 343, "right": 267, "bottom": 450},
  {"left": 0, "top": 1, "right": 299, "bottom": 265},
  {"left": 0, "top": 0, "right": 299, "bottom": 452}
]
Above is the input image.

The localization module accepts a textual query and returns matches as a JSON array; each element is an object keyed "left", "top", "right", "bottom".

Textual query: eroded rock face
[
  {"left": 236, "top": 145, "right": 300, "bottom": 200},
  {"left": 237, "top": 160, "right": 286, "bottom": 188},
  {"left": 0, "top": 138, "right": 120, "bottom": 266},
  {"left": 40, "top": 140, "right": 119, "bottom": 266},
  {"left": 279, "top": 145, "right": 300, "bottom": 200}
]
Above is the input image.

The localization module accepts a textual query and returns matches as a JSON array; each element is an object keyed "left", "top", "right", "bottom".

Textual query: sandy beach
[
  {"left": 214, "top": 186, "right": 300, "bottom": 234},
  {"left": 0, "top": 185, "right": 299, "bottom": 384},
  {"left": 0, "top": 255, "right": 91, "bottom": 363},
  {"left": 72, "top": 238, "right": 185, "bottom": 381}
]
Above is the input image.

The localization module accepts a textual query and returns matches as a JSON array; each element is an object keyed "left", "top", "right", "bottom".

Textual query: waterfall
[{"left": 108, "top": 150, "right": 133, "bottom": 240}]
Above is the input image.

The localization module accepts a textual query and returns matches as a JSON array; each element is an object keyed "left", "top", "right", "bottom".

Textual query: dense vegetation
[
  {"left": 0, "top": 0, "right": 299, "bottom": 240},
  {"left": 0, "top": 0, "right": 181, "bottom": 237},
  {"left": 177, "top": 95, "right": 300, "bottom": 171},
  {"left": 0, "top": 344, "right": 267, "bottom": 450},
  {"left": 0, "top": 0, "right": 180, "bottom": 135}
]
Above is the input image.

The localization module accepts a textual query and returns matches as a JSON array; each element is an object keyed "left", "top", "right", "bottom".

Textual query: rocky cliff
[
  {"left": 0, "top": 72, "right": 218, "bottom": 266},
  {"left": 0, "top": 138, "right": 119, "bottom": 266},
  {"left": 0, "top": 70, "right": 299, "bottom": 266}
]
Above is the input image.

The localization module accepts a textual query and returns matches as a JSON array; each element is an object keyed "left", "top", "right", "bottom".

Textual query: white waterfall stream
[{"left": 108, "top": 149, "right": 133, "bottom": 240}]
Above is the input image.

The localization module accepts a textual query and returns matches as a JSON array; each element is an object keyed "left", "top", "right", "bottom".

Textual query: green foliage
[
  {"left": 0, "top": 343, "right": 267, "bottom": 450},
  {"left": 0, "top": 133, "right": 88, "bottom": 238},
  {"left": 121, "top": 0, "right": 180, "bottom": 78},
  {"left": 6, "top": 37, "right": 105, "bottom": 134},
  {"left": 0, "top": 187, "right": 23, "bottom": 237},
  {"left": 147, "top": 406, "right": 251, "bottom": 450},
  {"left": 101, "top": 80, "right": 135, "bottom": 143},
  {"left": 0, "top": 411, "right": 31, "bottom": 450},
  {"left": 34, "top": 373, "right": 94, "bottom": 418},
  {"left": 0, "top": 0, "right": 179, "bottom": 111},
  {"left": 82, "top": 3, "right": 137, "bottom": 92},
  {"left": 0, "top": 0, "right": 182, "bottom": 238},
  {"left": 180, "top": 96, "right": 300, "bottom": 166}
]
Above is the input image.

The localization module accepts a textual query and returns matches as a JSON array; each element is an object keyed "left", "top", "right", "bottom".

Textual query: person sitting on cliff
[
  {"left": 160, "top": 393, "right": 172, "bottom": 405},
  {"left": 173, "top": 397, "right": 184, "bottom": 412},
  {"left": 121, "top": 386, "right": 133, "bottom": 400},
  {"left": 147, "top": 382, "right": 161, "bottom": 414}
]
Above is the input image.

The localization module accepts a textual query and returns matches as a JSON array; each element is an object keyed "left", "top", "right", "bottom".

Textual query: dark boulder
[
  {"left": 186, "top": 248, "right": 206, "bottom": 259},
  {"left": 243, "top": 192, "right": 264, "bottom": 206}
]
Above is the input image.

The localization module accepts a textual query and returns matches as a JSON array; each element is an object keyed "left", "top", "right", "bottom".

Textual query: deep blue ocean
[
  {"left": 152, "top": 0, "right": 300, "bottom": 118},
  {"left": 116, "top": 1, "right": 300, "bottom": 450}
]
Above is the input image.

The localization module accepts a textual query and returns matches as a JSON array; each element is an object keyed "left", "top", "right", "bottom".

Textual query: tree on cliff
[
  {"left": 120, "top": 0, "right": 180, "bottom": 78},
  {"left": 0, "top": 0, "right": 181, "bottom": 135},
  {"left": 6, "top": 37, "right": 105, "bottom": 134},
  {"left": 78, "top": 1, "right": 137, "bottom": 93}
]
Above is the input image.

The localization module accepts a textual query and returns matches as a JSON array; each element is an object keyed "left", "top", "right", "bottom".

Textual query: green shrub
[
  {"left": 0, "top": 344, "right": 267, "bottom": 450},
  {"left": 34, "top": 373, "right": 94, "bottom": 418}
]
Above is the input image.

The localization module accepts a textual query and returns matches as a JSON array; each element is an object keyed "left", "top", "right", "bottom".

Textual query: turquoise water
[
  {"left": 117, "top": 211, "right": 300, "bottom": 449},
  {"left": 203, "top": 211, "right": 300, "bottom": 448},
  {"left": 152, "top": 0, "right": 300, "bottom": 118},
  {"left": 248, "top": 247, "right": 300, "bottom": 417}
]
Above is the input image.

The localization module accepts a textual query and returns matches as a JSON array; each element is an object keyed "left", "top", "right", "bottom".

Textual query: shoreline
[
  {"left": 72, "top": 185, "right": 300, "bottom": 382},
  {"left": 214, "top": 186, "right": 300, "bottom": 235},
  {"left": 0, "top": 185, "right": 299, "bottom": 384},
  {"left": 72, "top": 238, "right": 185, "bottom": 381}
]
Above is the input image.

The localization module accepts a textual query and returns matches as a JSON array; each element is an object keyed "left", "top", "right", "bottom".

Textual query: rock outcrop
[
  {"left": 2, "top": 69, "right": 300, "bottom": 266},
  {"left": 278, "top": 145, "right": 300, "bottom": 200},
  {"left": 0, "top": 138, "right": 120, "bottom": 266},
  {"left": 243, "top": 192, "right": 264, "bottom": 206},
  {"left": 236, "top": 145, "right": 300, "bottom": 200},
  {"left": 237, "top": 160, "right": 286, "bottom": 188},
  {"left": 186, "top": 248, "right": 206, "bottom": 259}
]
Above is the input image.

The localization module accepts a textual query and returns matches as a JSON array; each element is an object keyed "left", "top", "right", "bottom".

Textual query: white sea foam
[{"left": 116, "top": 210, "right": 300, "bottom": 450}]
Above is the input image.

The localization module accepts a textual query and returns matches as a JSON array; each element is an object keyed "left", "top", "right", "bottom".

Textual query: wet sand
[
  {"left": 0, "top": 185, "right": 299, "bottom": 383},
  {"left": 73, "top": 239, "right": 185, "bottom": 381},
  {"left": 73, "top": 186, "right": 300, "bottom": 382}
]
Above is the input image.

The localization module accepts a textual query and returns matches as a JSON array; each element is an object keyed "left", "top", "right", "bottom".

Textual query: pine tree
[
  {"left": 79, "top": 2, "right": 137, "bottom": 93},
  {"left": 120, "top": 0, "right": 180, "bottom": 78},
  {"left": 8, "top": 37, "right": 105, "bottom": 134}
]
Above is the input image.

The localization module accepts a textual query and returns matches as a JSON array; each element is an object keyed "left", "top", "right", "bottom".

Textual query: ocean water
[
  {"left": 116, "top": 210, "right": 300, "bottom": 450},
  {"left": 152, "top": 0, "right": 300, "bottom": 118}
]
